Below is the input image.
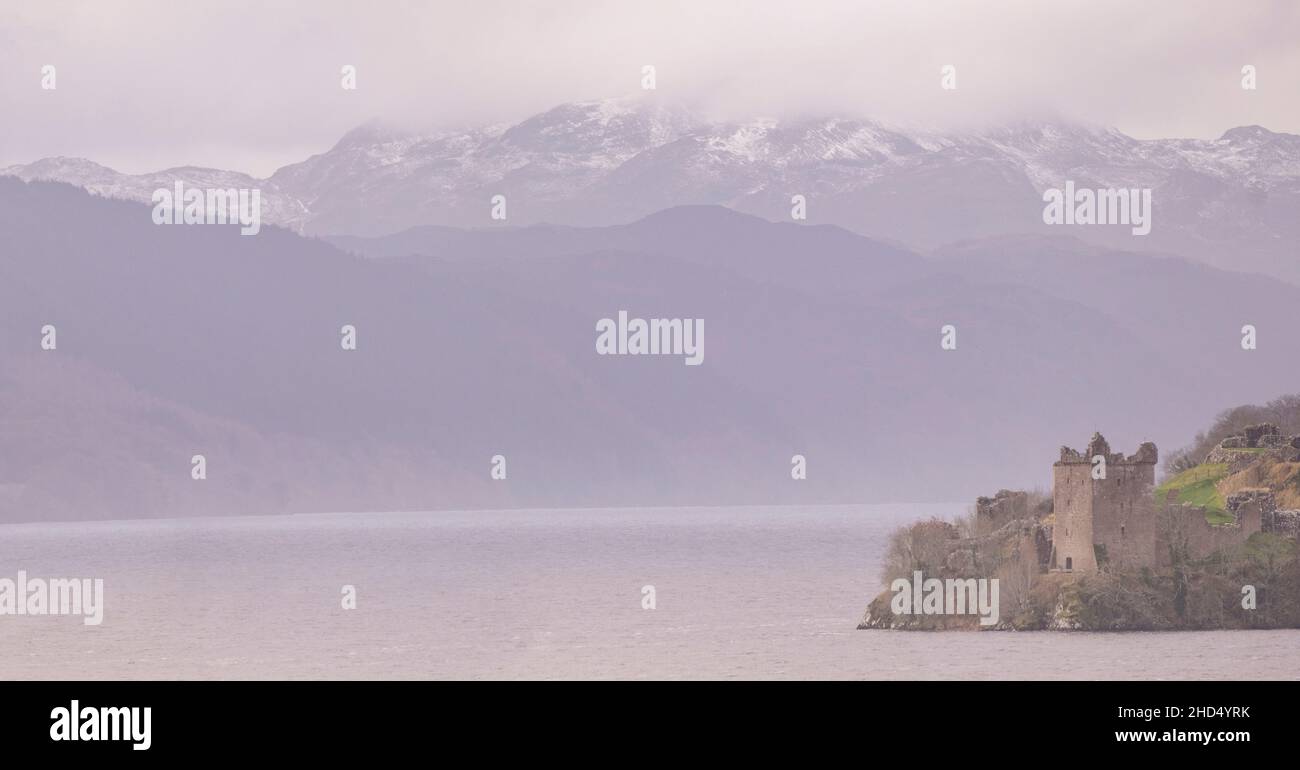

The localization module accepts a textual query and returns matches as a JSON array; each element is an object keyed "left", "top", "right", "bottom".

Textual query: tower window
[{"left": 1065, "top": 557, "right": 1073, "bottom": 571}]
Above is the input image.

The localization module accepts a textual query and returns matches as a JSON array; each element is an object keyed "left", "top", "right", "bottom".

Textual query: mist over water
[{"left": 3, "top": 505, "right": 1296, "bottom": 680}]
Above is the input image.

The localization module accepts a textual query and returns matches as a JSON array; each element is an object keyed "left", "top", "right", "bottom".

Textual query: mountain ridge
[
  {"left": 5, "top": 97, "right": 1298, "bottom": 281},
  {"left": 3, "top": 178, "right": 1298, "bottom": 522}
]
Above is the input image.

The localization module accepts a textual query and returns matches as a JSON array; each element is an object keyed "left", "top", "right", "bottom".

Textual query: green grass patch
[
  {"left": 1156, "top": 463, "right": 1229, "bottom": 516},
  {"left": 1204, "top": 509, "right": 1235, "bottom": 525}
]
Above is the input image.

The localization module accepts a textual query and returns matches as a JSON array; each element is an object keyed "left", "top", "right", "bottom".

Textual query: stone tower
[{"left": 1050, "top": 433, "right": 1158, "bottom": 573}]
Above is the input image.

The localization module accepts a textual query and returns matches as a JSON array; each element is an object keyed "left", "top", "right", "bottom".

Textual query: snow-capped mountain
[
  {"left": 0, "top": 157, "right": 313, "bottom": 230},
  {"left": 5, "top": 96, "right": 1298, "bottom": 282}
]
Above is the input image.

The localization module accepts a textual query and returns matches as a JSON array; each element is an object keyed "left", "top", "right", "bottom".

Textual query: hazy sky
[{"left": 2, "top": 0, "right": 1297, "bottom": 176}]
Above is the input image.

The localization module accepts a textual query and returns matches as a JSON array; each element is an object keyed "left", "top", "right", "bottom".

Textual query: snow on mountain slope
[
  {"left": 0, "top": 157, "right": 312, "bottom": 231},
  {"left": 5, "top": 97, "right": 1297, "bottom": 281}
]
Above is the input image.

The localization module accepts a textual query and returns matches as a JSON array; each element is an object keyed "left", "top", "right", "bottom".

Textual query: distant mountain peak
[
  {"left": 1219, "top": 125, "right": 1280, "bottom": 142},
  {"left": 334, "top": 119, "right": 409, "bottom": 147},
  {"left": 2, "top": 155, "right": 119, "bottom": 179}
]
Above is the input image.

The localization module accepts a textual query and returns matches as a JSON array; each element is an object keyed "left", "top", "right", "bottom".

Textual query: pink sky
[{"left": 2, "top": 0, "right": 1296, "bottom": 176}]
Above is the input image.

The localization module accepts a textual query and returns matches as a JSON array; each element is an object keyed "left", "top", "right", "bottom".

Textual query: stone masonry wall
[
  {"left": 975, "top": 489, "right": 1029, "bottom": 536},
  {"left": 1051, "top": 461, "right": 1096, "bottom": 572},
  {"left": 1154, "top": 490, "right": 1267, "bottom": 567}
]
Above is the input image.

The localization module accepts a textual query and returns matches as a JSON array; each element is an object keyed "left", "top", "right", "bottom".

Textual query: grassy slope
[
  {"left": 1220, "top": 457, "right": 1300, "bottom": 509},
  {"left": 1154, "top": 449, "right": 1300, "bottom": 524},
  {"left": 1155, "top": 463, "right": 1232, "bottom": 523}
]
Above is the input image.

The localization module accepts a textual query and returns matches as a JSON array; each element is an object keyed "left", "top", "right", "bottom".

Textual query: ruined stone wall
[
  {"left": 1227, "top": 489, "right": 1274, "bottom": 526},
  {"left": 1090, "top": 458, "right": 1157, "bottom": 570},
  {"left": 1267, "top": 509, "right": 1300, "bottom": 538},
  {"left": 1051, "top": 461, "right": 1096, "bottom": 572},
  {"left": 1244, "top": 423, "right": 1280, "bottom": 448},
  {"left": 1209, "top": 424, "right": 1300, "bottom": 464},
  {"left": 1206, "top": 447, "right": 1272, "bottom": 470},
  {"left": 1154, "top": 491, "right": 1266, "bottom": 567},
  {"left": 1257, "top": 433, "right": 1299, "bottom": 449},
  {"left": 975, "top": 489, "right": 1029, "bottom": 536}
]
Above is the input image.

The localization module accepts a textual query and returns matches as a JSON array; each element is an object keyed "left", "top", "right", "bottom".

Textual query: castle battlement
[{"left": 1056, "top": 432, "right": 1158, "bottom": 466}]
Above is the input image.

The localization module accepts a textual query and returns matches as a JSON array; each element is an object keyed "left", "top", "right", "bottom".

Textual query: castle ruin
[
  {"left": 1050, "top": 433, "right": 1159, "bottom": 573},
  {"left": 1048, "top": 428, "right": 1299, "bottom": 574}
]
